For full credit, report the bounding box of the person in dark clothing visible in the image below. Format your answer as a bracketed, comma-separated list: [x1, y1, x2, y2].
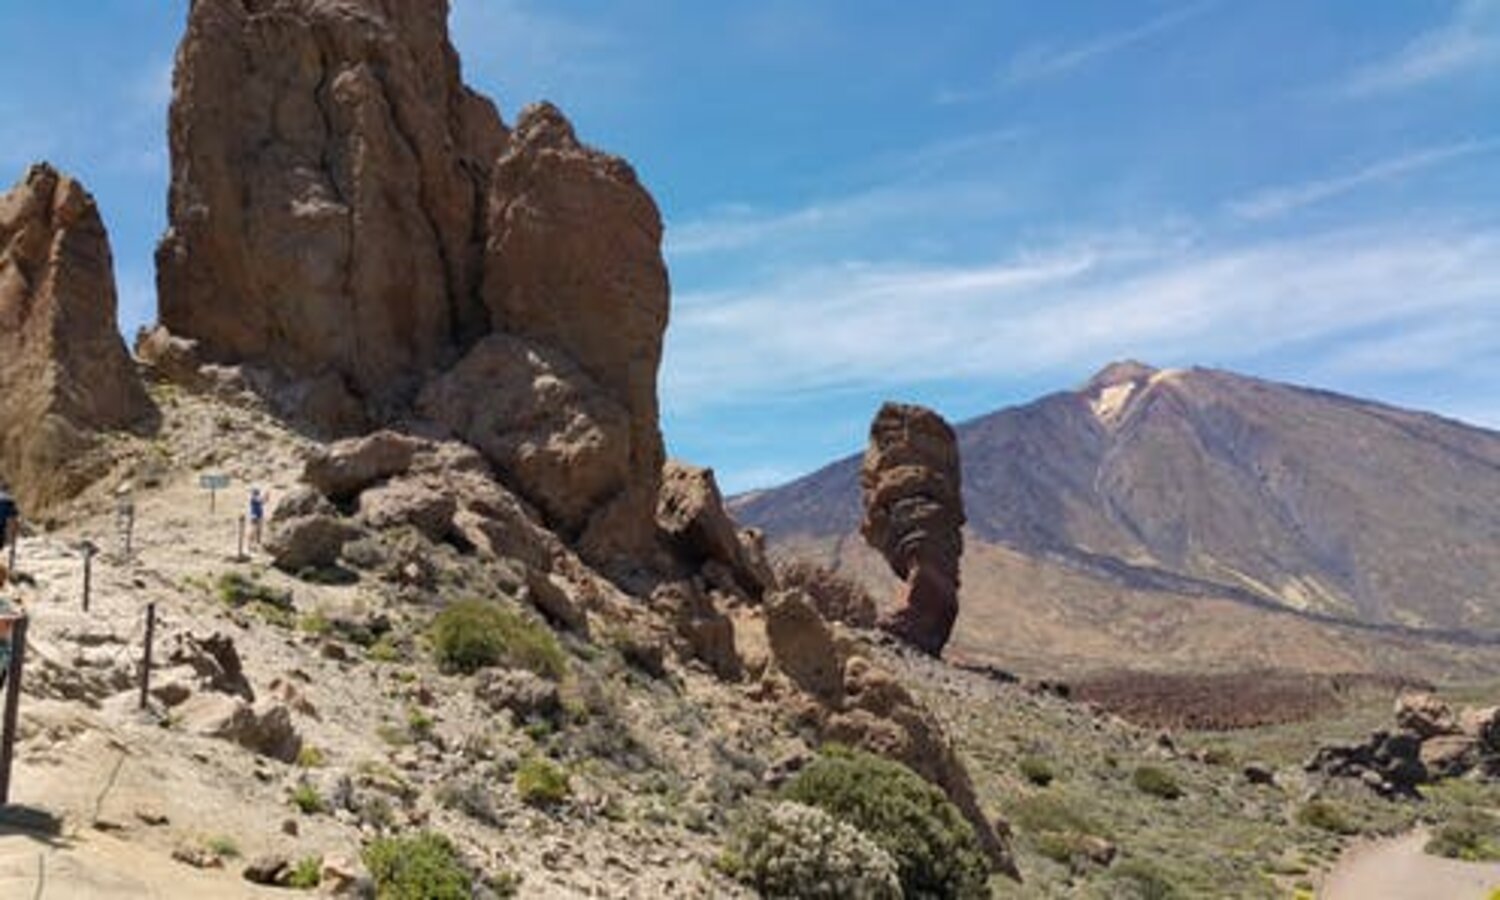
[0, 488, 16, 552]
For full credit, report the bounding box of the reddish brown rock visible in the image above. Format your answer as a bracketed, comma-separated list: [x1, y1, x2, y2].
[481, 102, 669, 565]
[418, 333, 632, 541]
[0, 163, 155, 509]
[760, 588, 1018, 877]
[157, 0, 505, 414]
[157, 4, 669, 568]
[657, 460, 772, 598]
[859, 402, 964, 655]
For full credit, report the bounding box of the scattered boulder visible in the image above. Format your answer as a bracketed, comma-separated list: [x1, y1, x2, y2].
[0, 163, 155, 509]
[166, 631, 253, 701]
[304, 431, 427, 501]
[267, 493, 362, 573]
[242, 855, 292, 887]
[760, 588, 1017, 878]
[418, 333, 632, 542]
[474, 669, 561, 721]
[179, 694, 303, 763]
[657, 460, 771, 598]
[858, 402, 965, 655]
[134, 324, 209, 390]
[1394, 691, 1459, 739]
[358, 478, 456, 541]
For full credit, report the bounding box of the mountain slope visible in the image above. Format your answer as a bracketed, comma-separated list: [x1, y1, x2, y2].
[734, 363, 1500, 675]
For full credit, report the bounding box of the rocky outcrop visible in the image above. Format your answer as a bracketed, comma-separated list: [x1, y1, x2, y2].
[658, 460, 773, 599]
[1307, 692, 1500, 794]
[479, 103, 669, 563]
[157, 3, 668, 567]
[859, 403, 964, 655]
[417, 333, 632, 543]
[156, 0, 505, 411]
[761, 589, 1018, 878]
[0, 164, 154, 509]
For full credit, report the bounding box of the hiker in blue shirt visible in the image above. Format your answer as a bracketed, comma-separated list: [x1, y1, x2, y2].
[249, 488, 268, 547]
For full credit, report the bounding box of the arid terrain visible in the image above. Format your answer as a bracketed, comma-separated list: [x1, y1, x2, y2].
[0, 2, 1497, 900]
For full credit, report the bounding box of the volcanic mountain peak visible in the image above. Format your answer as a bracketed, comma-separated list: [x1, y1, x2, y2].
[1080, 359, 1186, 427]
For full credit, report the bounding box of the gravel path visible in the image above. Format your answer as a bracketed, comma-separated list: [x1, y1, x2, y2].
[1322, 829, 1500, 900]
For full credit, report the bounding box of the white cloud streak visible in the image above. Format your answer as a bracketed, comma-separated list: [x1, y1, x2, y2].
[1227, 138, 1500, 220]
[661, 223, 1500, 414]
[1004, 1, 1216, 86]
[1342, 0, 1500, 95]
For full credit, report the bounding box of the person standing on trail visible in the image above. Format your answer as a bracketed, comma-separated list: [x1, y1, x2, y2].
[249, 487, 269, 548]
[0, 487, 16, 553]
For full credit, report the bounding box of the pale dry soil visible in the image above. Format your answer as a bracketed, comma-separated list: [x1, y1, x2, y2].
[1320, 829, 1500, 900]
[0, 385, 766, 898]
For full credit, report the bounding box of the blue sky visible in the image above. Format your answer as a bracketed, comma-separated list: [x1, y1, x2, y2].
[1, 1, 1497, 492]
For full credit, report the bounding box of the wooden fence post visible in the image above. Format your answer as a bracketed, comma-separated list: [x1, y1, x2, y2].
[0, 615, 29, 805]
[139, 603, 156, 710]
[82, 543, 95, 612]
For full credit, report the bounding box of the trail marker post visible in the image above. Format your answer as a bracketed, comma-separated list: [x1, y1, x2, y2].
[139, 603, 156, 710]
[199, 473, 231, 515]
[237, 515, 247, 561]
[116, 494, 135, 560]
[0, 614, 27, 805]
[81, 540, 97, 612]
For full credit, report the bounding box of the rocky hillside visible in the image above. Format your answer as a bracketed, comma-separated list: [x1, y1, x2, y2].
[734, 362, 1500, 677]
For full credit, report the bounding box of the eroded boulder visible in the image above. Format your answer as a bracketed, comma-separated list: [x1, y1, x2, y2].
[859, 403, 964, 655]
[658, 460, 772, 599]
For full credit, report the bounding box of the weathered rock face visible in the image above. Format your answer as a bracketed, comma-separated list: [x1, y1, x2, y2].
[0, 163, 154, 509]
[158, 3, 668, 566]
[157, 0, 506, 410]
[858, 403, 964, 655]
[482, 102, 669, 563]
[658, 460, 772, 599]
[761, 589, 1018, 877]
[418, 333, 632, 542]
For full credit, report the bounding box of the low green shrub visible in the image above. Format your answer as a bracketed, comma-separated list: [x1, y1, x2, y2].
[1132, 765, 1183, 800]
[1019, 755, 1056, 786]
[515, 756, 571, 808]
[781, 745, 990, 899]
[1010, 793, 1105, 838]
[1296, 800, 1359, 835]
[430, 599, 566, 678]
[1106, 858, 1182, 899]
[290, 783, 324, 815]
[723, 801, 901, 898]
[288, 856, 321, 889]
[1426, 811, 1500, 861]
[216, 572, 291, 610]
[363, 832, 471, 900]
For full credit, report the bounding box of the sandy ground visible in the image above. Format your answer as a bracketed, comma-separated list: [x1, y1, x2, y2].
[1322, 829, 1500, 900]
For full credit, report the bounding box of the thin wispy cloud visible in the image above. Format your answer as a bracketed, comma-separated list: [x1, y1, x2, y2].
[668, 129, 1028, 258]
[1228, 138, 1500, 221]
[662, 222, 1500, 414]
[1005, 1, 1216, 86]
[1342, 0, 1500, 96]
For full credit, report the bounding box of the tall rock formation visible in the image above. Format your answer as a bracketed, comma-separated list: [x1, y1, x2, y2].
[156, 0, 668, 564]
[0, 164, 154, 509]
[859, 403, 965, 655]
[156, 0, 506, 413]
